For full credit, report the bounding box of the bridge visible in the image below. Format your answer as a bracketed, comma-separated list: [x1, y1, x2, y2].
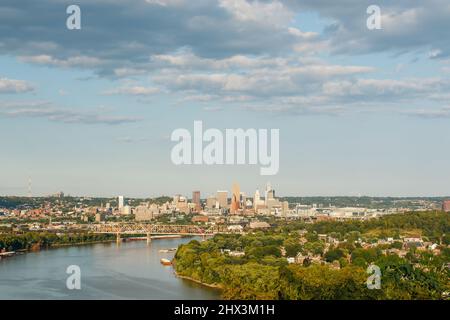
[88, 223, 231, 243]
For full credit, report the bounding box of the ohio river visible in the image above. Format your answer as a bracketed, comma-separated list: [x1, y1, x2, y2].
[0, 237, 220, 299]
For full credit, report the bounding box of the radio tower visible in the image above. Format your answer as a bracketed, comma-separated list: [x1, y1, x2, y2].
[28, 177, 32, 198]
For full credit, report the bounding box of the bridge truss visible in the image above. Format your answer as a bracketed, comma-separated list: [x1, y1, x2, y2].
[89, 223, 230, 236]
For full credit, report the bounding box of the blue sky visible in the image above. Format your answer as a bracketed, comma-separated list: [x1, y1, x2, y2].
[1, 0, 450, 198]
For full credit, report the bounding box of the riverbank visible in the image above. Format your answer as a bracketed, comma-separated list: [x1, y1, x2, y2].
[49, 239, 116, 248]
[0, 239, 117, 260]
[174, 272, 223, 290]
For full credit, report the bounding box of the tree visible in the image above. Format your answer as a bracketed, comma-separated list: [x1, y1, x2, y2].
[324, 248, 345, 263]
[283, 238, 302, 257]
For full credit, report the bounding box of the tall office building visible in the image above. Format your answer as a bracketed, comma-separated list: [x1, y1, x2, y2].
[265, 182, 275, 205]
[216, 190, 228, 209]
[253, 189, 265, 209]
[118, 196, 124, 209]
[192, 191, 201, 211]
[135, 204, 158, 221]
[282, 201, 289, 217]
[175, 195, 188, 212]
[231, 183, 240, 213]
[240, 192, 247, 208]
[254, 189, 260, 207]
[206, 196, 217, 209]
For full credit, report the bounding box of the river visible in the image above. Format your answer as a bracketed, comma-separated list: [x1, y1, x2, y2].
[0, 237, 221, 300]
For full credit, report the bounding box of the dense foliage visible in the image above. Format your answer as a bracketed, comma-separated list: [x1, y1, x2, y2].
[174, 212, 450, 299]
[0, 232, 115, 251]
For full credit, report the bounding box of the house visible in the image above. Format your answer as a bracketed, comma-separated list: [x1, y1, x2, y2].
[228, 251, 245, 257]
[327, 236, 340, 245]
[403, 237, 423, 249]
[286, 257, 295, 264]
[227, 225, 243, 233]
[248, 221, 271, 229]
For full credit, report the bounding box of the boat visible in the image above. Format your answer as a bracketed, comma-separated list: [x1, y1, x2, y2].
[160, 258, 172, 266]
[0, 251, 15, 257]
[159, 248, 177, 253]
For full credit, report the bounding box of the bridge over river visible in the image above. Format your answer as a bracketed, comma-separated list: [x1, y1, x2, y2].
[88, 223, 233, 243]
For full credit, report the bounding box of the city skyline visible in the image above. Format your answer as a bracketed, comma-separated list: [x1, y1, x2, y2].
[3, 182, 450, 200]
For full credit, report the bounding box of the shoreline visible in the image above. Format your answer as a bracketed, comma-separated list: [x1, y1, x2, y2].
[1, 234, 194, 257]
[174, 271, 223, 290]
[49, 239, 116, 248]
[0, 239, 116, 259]
[0, 236, 194, 261]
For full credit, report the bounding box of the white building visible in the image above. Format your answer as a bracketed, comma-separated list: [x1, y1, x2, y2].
[253, 189, 265, 209]
[122, 205, 132, 215]
[118, 196, 124, 209]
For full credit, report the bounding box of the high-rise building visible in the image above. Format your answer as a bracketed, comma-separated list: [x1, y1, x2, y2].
[265, 182, 275, 205]
[282, 201, 289, 217]
[175, 195, 188, 213]
[254, 189, 260, 207]
[122, 205, 131, 215]
[253, 189, 265, 209]
[443, 200, 450, 212]
[118, 196, 124, 209]
[231, 183, 240, 213]
[240, 192, 247, 208]
[206, 196, 217, 209]
[216, 190, 228, 209]
[135, 204, 157, 221]
[192, 191, 201, 211]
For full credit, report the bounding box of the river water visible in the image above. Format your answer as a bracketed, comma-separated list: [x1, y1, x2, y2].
[0, 237, 220, 300]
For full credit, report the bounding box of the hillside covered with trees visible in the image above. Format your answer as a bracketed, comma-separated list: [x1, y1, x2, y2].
[174, 212, 450, 299]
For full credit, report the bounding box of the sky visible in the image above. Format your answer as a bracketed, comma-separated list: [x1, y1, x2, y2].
[1, 0, 450, 198]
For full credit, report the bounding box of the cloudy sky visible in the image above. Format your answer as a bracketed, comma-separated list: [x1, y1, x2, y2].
[1, 0, 450, 197]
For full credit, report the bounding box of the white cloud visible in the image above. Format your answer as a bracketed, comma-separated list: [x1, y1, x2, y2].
[322, 78, 446, 99]
[145, 0, 184, 7]
[18, 55, 103, 68]
[102, 86, 161, 96]
[404, 107, 450, 119]
[151, 50, 287, 70]
[288, 27, 318, 40]
[0, 100, 141, 125]
[152, 53, 374, 97]
[219, 0, 293, 27]
[0, 77, 34, 94]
